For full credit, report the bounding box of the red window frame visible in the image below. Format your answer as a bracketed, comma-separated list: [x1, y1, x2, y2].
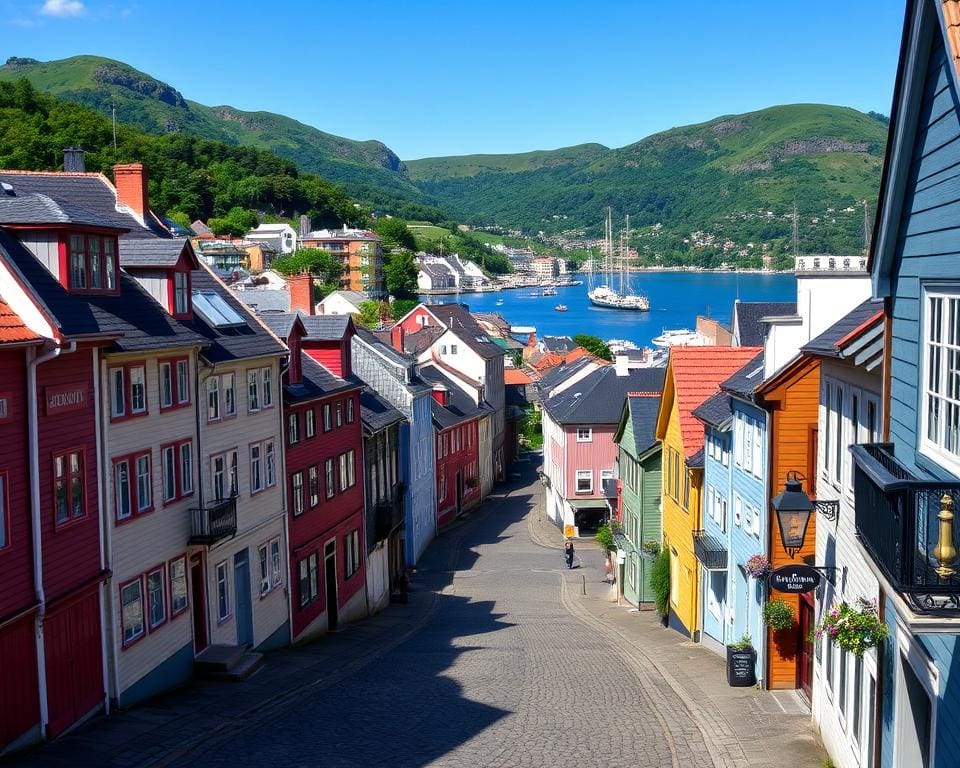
[108, 361, 149, 422]
[159, 356, 190, 411]
[53, 448, 86, 529]
[168, 554, 189, 618]
[168, 269, 192, 319]
[160, 438, 194, 505]
[113, 450, 153, 524]
[64, 232, 120, 295]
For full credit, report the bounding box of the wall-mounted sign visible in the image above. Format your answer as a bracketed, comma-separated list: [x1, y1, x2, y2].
[769, 564, 821, 594]
[45, 384, 88, 416]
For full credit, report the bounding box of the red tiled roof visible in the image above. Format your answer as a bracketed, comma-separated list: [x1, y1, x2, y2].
[670, 346, 762, 458]
[532, 352, 564, 371]
[0, 298, 41, 344]
[944, 1, 960, 76]
[504, 368, 533, 385]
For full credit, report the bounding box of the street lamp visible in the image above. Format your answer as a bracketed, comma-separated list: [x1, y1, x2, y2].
[771, 472, 814, 557]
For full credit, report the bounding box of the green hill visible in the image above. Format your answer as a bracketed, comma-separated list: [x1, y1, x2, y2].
[0, 55, 436, 218]
[407, 104, 888, 252]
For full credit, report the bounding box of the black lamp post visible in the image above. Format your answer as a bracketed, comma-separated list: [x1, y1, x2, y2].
[771, 472, 814, 557]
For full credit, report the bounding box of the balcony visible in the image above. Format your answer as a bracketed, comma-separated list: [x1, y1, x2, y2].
[189, 498, 237, 546]
[373, 482, 405, 542]
[851, 443, 960, 613]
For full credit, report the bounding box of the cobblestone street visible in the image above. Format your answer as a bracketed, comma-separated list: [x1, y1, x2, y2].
[13, 467, 826, 768]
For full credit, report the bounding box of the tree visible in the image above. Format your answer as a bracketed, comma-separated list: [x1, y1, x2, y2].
[390, 298, 417, 321]
[384, 250, 418, 299]
[355, 300, 385, 328]
[374, 217, 416, 251]
[573, 334, 613, 362]
[206, 206, 258, 237]
[272, 248, 343, 286]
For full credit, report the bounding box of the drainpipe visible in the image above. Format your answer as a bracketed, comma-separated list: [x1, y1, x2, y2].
[28, 339, 77, 737]
[276, 358, 293, 643]
[759, 406, 773, 690]
[92, 347, 115, 715]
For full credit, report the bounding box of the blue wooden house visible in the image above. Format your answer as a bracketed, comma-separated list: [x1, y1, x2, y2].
[854, 1, 960, 765]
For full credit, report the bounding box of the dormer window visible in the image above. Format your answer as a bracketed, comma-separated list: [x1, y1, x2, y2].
[173, 272, 190, 315]
[68, 234, 118, 292]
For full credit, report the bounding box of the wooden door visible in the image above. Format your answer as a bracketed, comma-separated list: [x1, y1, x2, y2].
[798, 594, 814, 699]
[0, 616, 39, 748]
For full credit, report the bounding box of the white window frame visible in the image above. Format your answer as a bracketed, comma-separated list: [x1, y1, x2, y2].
[146, 566, 167, 630]
[136, 453, 151, 512]
[223, 372, 236, 417]
[110, 367, 125, 418]
[176, 360, 189, 405]
[575, 469, 592, 494]
[261, 367, 273, 408]
[576, 427, 592, 443]
[248, 370, 260, 412]
[159, 361, 174, 409]
[130, 365, 146, 414]
[162, 445, 177, 502]
[292, 470, 304, 515]
[305, 408, 316, 438]
[115, 459, 131, 521]
[250, 444, 264, 493]
[258, 543, 271, 596]
[169, 556, 188, 615]
[270, 538, 282, 588]
[216, 560, 231, 622]
[920, 284, 960, 475]
[207, 376, 221, 422]
[121, 577, 145, 646]
[265, 441, 276, 487]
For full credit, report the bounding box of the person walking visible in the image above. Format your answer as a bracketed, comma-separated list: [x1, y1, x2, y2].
[565, 541, 575, 569]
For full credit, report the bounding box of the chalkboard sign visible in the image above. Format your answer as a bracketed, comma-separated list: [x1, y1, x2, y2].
[726, 647, 757, 687]
[769, 564, 821, 594]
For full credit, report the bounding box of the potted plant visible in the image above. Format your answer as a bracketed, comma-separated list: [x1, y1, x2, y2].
[763, 598, 795, 631]
[641, 540, 661, 557]
[815, 598, 889, 657]
[745, 554, 772, 579]
[726, 633, 757, 687]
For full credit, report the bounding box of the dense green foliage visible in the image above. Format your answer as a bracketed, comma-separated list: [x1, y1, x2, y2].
[519, 406, 543, 450]
[594, 523, 616, 552]
[0, 79, 363, 230]
[0, 55, 440, 220]
[573, 334, 612, 361]
[271, 249, 343, 300]
[650, 549, 671, 617]
[384, 250, 419, 299]
[411, 224, 512, 274]
[374, 217, 417, 251]
[762, 598, 795, 631]
[354, 300, 385, 328]
[390, 298, 417, 321]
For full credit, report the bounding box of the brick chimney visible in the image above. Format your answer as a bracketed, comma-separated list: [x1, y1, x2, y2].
[432, 384, 448, 406]
[288, 272, 315, 315]
[390, 324, 405, 353]
[113, 163, 150, 224]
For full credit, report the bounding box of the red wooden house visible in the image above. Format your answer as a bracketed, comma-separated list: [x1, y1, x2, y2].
[418, 364, 485, 527]
[258, 305, 367, 640]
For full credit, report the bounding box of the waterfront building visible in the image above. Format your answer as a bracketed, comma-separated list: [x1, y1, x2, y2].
[655, 346, 760, 637]
[351, 328, 437, 565]
[317, 289, 368, 316]
[613, 392, 663, 605]
[541, 358, 664, 536]
[299, 228, 383, 297]
[245, 223, 297, 256]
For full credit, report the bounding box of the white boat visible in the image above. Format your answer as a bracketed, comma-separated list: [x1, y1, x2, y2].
[587, 209, 649, 311]
[607, 339, 640, 354]
[496, 299, 504, 306]
[651, 328, 710, 348]
[542, 287, 558, 296]
[554, 304, 568, 312]
[588, 285, 650, 311]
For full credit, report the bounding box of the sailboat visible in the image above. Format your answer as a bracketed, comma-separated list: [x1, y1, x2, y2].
[587, 209, 649, 311]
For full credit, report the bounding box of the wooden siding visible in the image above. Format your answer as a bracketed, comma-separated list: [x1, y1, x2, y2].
[701, 426, 731, 645]
[0, 615, 38, 748]
[0, 348, 32, 618]
[19, 231, 60, 279]
[761, 358, 821, 689]
[436, 419, 481, 525]
[564, 425, 617, 500]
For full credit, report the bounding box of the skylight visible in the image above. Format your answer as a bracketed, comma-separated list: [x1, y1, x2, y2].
[192, 290, 246, 328]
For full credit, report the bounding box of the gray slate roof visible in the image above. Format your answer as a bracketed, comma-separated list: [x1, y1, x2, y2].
[535, 356, 598, 398]
[418, 363, 491, 429]
[360, 389, 404, 433]
[301, 314, 351, 341]
[285, 353, 357, 404]
[627, 394, 661, 455]
[733, 301, 797, 346]
[542, 335, 576, 354]
[231, 288, 291, 314]
[120, 238, 190, 267]
[543, 366, 666, 426]
[424, 303, 504, 359]
[179, 265, 286, 364]
[0, 227, 205, 352]
[692, 390, 733, 429]
[802, 299, 884, 358]
[0, 193, 129, 230]
[354, 327, 415, 367]
[0, 171, 170, 239]
[687, 447, 705, 469]
[720, 351, 766, 398]
[321, 290, 367, 309]
[404, 325, 444, 355]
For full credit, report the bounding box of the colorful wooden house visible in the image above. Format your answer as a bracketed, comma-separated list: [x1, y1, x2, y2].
[613, 392, 663, 606]
[656, 346, 760, 638]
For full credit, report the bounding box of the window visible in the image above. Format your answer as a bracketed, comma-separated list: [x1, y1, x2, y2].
[345, 529, 361, 578]
[439, 472, 446, 501]
[451, 344, 458, 354]
[576, 428, 592, 442]
[292, 471, 304, 515]
[109, 364, 147, 419]
[839, 647, 848, 722]
[339, 452, 349, 492]
[335, 402, 343, 428]
[212, 454, 226, 500]
[325, 458, 335, 498]
[323, 403, 332, 431]
[207, 377, 221, 421]
[115, 452, 152, 521]
[192, 290, 246, 328]
[265, 441, 276, 487]
[670, 547, 679, 607]
[299, 553, 319, 606]
[216, 561, 230, 622]
[0, 473, 7, 549]
[223, 373, 236, 416]
[67, 234, 118, 292]
[922, 287, 960, 470]
[258, 544, 271, 596]
[161, 440, 193, 503]
[852, 654, 864, 745]
[173, 271, 190, 315]
[180, 442, 193, 495]
[576, 470, 592, 493]
[163, 446, 176, 502]
[54, 450, 84, 524]
[115, 459, 131, 520]
[159, 357, 190, 410]
[309, 466, 319, 507]
[262, 367, 273, 408]
[824, 618, 835, 695]
[169, 556, 188, 616]
[146, 566, 167, 630]
[229, 450, 239, 497]
[288, 413, 300, 445]
[346, 398, 355, 423]
[248, 370, 260, 412]
[734, 496, 742, 527]
[305, 408, 316, 438]
[251, 444, 263, 493]
[121, 578, 145, 646]
[270, 538, 282, 588]
[834, 384, 844, 481]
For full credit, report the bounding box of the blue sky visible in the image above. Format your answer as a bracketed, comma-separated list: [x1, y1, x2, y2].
[2, 0, 906, 160]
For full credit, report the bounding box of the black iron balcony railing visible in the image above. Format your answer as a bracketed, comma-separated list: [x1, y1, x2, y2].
[851, 443, 960, 613]
[373, 482, 405, 542]
[189, 498, 238, 546]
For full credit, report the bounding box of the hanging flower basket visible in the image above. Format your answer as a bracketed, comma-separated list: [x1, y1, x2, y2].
[815, 598, 889, 657]
[745, 554, 771, 579]
[641, 540, 661, 557]
[763, 598, 794, 631]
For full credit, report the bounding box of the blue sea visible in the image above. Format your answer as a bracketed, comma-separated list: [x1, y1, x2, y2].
[421, 271, 797, 349]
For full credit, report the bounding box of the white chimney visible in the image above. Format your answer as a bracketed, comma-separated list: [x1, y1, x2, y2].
[614, 354, 629, 377]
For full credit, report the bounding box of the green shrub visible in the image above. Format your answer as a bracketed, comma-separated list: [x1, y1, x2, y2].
[763, 598, 795, 631]
[650, 548, 670, 617]
[594, 523, 615, 551]
[730, 633, 753, 651]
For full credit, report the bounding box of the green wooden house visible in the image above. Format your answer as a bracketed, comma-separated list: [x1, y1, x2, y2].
[613, 393, 662, 606]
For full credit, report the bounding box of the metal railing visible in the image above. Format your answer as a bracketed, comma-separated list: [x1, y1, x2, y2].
[189, 498, 237, 546]
[851, 443, 960, 613]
